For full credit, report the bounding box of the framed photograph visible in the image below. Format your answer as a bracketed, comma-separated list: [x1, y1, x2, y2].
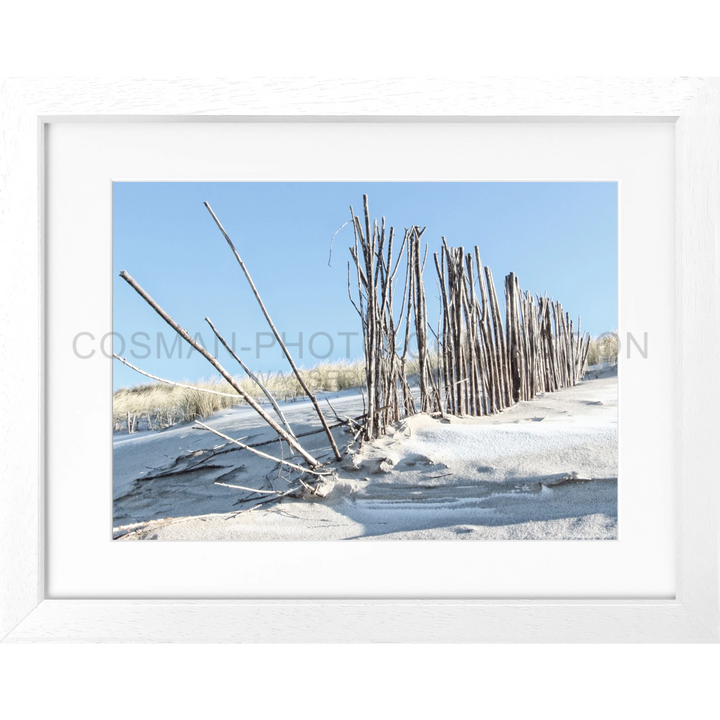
[1, 78, 718, 642]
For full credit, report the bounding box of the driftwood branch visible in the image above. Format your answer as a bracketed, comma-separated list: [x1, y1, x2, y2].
[213, 481, 288, 495]
[193, 421, 330, 478]
[244, 417, 362, 449]
[113, 354, 240, 398]
[224, 486, 302, 519]
[205, 316, 296, 439]
[203, 202, 342, 462]
[328, 220, 350, 267]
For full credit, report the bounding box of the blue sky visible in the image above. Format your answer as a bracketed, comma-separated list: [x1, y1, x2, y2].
[113, 182, 617, 391]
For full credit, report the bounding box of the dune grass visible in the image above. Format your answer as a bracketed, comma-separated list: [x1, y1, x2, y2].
[113, 359, 367, 432]
[586, 332, 619, 367]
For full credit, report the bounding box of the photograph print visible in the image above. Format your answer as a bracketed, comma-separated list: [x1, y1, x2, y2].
[112, 181, 618, 541]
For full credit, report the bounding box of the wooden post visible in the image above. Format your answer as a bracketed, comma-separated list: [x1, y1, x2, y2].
[485, 266, 511, 409]
[475, 249, 500, 414]
[434, 252, 451, 415]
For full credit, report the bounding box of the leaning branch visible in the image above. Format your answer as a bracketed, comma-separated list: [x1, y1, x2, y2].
[118, 270, 319, 468]
[205, 316, 296, 439]
[113, 354, 240, 398]
[204, 202, 342, 462]
[193, 421, 330, 478]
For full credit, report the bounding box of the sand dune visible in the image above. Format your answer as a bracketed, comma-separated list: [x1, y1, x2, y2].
[113, 369, 617, 541]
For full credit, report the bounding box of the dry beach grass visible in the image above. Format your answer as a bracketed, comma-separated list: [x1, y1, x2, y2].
[113, 358, 366, 431]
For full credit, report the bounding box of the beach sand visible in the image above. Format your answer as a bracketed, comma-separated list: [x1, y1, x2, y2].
[113, 368, 617, 541]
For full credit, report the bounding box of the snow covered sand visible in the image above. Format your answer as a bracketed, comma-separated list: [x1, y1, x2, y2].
[114, 369, 617, 541]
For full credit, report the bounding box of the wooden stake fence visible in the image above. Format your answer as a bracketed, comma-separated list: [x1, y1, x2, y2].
[348, 197, 443, 440]
[347, 198, 591, 439]
[435, 257, 590, 415]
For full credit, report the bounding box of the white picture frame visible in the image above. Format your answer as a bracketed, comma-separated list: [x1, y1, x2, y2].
[1, 77, 717, 643]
